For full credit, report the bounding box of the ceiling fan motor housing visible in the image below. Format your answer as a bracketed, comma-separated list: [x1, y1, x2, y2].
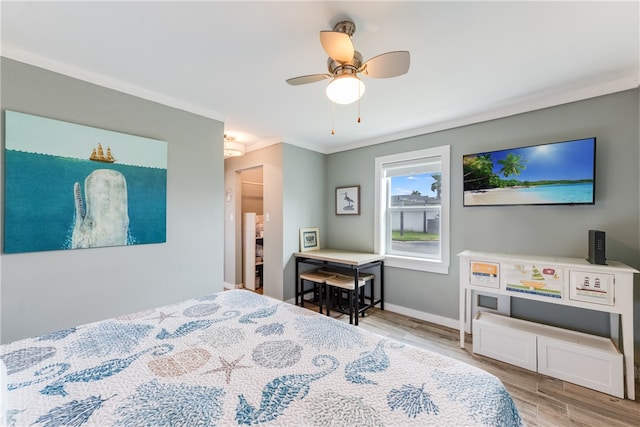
[327, 51, 363, 75]
[286, 16, 409, 88]
[332, 20, 356, 36]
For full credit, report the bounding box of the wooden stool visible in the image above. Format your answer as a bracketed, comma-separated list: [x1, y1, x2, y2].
[324, 273, 375, 325]
[298, 270, 337, 313]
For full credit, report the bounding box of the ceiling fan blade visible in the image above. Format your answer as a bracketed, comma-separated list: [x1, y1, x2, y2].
[359, 51, 410, 78]
[320, 30, 354, 63]
[286, 74, 332, 86]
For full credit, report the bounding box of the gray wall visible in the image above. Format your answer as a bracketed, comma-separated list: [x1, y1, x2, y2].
[325, 89, 640, 355]
[224, 143, 325, 302]
[224, 144, 284, 300]
[0, 58, 225, 343]
[282, 144, 327, 302]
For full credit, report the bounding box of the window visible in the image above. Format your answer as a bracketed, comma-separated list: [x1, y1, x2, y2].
[374, 146, 450, 274]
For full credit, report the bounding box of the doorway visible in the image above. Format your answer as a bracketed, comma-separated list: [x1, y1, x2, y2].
[239, 167, 263, 293]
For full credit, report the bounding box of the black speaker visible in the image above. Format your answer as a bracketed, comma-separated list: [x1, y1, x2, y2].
[588, 230, 606, 265]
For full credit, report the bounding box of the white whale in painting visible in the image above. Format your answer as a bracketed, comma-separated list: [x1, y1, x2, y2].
[72, 169, 129, 249]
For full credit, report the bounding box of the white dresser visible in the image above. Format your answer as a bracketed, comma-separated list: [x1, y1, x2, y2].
[458, 250, 638, 399]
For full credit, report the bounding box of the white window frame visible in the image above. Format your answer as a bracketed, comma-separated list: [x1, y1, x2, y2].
[374, 145, 450, 274]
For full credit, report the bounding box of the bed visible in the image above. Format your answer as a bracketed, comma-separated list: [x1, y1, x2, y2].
[1, 289, 523, 426]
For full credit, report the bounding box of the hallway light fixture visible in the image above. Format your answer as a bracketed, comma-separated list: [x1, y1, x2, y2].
[224, 134, 245, 157]
[325, 74, 365, 105]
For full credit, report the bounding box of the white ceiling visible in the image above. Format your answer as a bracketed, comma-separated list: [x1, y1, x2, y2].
[2, 1, 638, 154]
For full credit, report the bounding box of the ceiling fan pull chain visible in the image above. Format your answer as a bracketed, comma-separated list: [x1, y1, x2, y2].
[357, 91, 361, 123]
[331, 100, 336, 135]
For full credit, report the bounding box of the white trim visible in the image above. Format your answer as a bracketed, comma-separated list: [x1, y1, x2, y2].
[224, 282, 244, 291]
[1, 47, 225, 121]
[375, 146, 450, 274]
[4, 47, 636, 156]
[383, 303, 459, 330]
[322, 77, 639, 154]
[282, 297, 459, 330]
[384, 255, 449, 274]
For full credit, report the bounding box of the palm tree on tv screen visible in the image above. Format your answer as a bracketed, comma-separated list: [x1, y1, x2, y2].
[497, 153, 527, 178]
[463, 154, 494, 190]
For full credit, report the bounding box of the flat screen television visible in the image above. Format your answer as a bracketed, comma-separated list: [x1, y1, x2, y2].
[463, 137, 596, 207]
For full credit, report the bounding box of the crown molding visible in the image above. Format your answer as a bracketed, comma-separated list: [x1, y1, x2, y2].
[1, 46, 225, 122]
[322, 75, 639, 155]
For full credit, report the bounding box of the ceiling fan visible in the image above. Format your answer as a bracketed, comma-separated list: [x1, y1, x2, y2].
[286, 19, 410, 105]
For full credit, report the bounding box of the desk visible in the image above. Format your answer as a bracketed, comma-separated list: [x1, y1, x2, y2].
[294, 249, 385, 325]
[458, 250, 638, 399]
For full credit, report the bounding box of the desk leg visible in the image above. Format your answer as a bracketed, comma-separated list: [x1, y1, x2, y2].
[380, 261, 384, 310]
[295, 258, 300, 306]
[354, 269, 360, 326]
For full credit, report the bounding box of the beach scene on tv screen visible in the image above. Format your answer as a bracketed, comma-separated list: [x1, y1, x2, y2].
[463, 138, 595, 206]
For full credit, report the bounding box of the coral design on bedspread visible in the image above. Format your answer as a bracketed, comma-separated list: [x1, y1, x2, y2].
[114, 380, 225, 426]
[295, 315, 366, 350]
[32, 395, 114, 427]
[387, 383, 439, 418]
[436, 369, 522, 426]
[1, 289, 523, 426]
[304, 391, 384, 426]
[65, 321, 153, 358]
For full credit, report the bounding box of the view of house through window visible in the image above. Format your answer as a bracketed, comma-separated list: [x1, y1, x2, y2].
[375, 145, 450, 274]
[388, 172, 441, 259]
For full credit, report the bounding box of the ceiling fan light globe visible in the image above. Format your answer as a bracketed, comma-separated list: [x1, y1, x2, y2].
[326, 75, 365, 105]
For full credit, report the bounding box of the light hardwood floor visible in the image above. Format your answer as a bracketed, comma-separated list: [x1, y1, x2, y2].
[309, 304, 640, 427]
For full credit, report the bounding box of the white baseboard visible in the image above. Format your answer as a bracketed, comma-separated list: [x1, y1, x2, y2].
[224, 282, 244, 291]
[283, 294, 459, 331]
[382, 302, 459, 330]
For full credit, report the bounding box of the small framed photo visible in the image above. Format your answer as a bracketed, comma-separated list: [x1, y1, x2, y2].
[336, 185, 360, 215]
[299, 227, 320, 252]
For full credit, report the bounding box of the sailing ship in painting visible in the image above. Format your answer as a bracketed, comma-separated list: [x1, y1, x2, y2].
[575, 276, 607, 296]
[89, 143, 116, 163]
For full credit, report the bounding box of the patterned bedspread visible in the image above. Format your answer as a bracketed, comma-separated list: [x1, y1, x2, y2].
[1, 289, 523, 426]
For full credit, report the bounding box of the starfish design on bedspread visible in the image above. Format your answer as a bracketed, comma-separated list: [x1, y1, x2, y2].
[148, 311, 177, 324]
[203, 355, 251, 384]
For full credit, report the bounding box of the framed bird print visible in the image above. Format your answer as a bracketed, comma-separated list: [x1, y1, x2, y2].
[336, 185, 360, 215]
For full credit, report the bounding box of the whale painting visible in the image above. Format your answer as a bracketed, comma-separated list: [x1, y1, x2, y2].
[72, 169, 130, 249]
[4, 110, 167, 253]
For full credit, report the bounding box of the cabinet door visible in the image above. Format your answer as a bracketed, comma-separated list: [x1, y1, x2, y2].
[469, 261, 500, 288]
[501, 262, 565, 299]
[569, 270, 614, 305]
